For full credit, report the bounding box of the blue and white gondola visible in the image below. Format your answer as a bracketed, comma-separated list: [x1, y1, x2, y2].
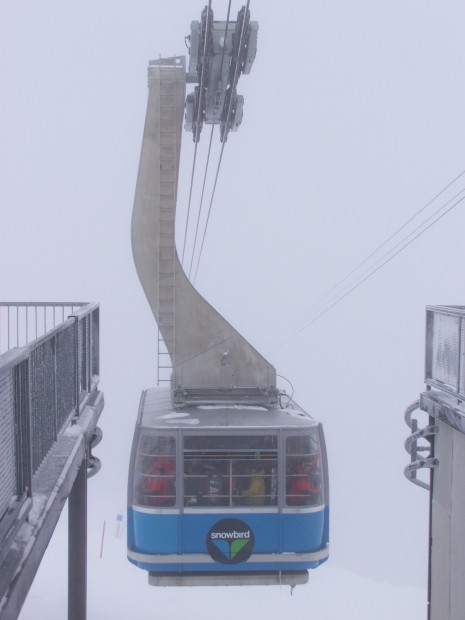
[127, 387, 329, 586]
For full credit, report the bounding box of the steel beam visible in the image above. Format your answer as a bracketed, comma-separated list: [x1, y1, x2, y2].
[68, 458, 87, 620]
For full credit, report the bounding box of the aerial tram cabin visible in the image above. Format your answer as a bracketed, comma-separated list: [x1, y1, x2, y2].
[127, 387, 329, 586]
[129, 6, 329, 588]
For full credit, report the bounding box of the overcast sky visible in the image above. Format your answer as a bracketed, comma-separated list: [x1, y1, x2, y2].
[1, 1, 465, 617]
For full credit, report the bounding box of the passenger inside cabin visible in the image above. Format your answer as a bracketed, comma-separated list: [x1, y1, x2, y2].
[242, 464, 266, 506]
[203, 464, 223, 505]
[184, 460, 204, 505]
[143, 456, 176, 506]
[185, 461, 227, 506]
[287, 462, 321, 506]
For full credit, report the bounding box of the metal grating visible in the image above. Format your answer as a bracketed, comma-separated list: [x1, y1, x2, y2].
[0, 301, 100, 565]
[0, 369, 16, 520]
[431, 313, 460, 389]
[91, 307, 100, 379]
[78, 317, 85, 394]
[425, 306, 465, 398]
[30, 339, 57, 473]
[56, 326, 77, 429]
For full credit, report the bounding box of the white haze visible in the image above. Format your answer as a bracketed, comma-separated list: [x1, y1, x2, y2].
[1, 0, 464, 617]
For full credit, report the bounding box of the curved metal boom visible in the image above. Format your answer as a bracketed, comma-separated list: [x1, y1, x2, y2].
[131, 57, 277, 406]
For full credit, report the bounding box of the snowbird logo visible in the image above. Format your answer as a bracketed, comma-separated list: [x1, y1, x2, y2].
[206, 518, 255, 564]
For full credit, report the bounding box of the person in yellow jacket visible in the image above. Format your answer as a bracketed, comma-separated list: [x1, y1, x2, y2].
[242, 466, 266, 506]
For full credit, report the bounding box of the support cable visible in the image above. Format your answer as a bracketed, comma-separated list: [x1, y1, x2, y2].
[188, 125, 215, 278]
[192, 0, 249, 280]
[306, 184, 465, 321]
[181, 142, 198, 265]
[297, 169, 465, 320]
[193, 141, 226, 284]
[185, 0, 253, 281]
[181, 1, 213, 266]
[187, 0, 232, 277]
[181, 142, 199, 266]
[278, 192, 465, 346]
[190, 0, 253, 279]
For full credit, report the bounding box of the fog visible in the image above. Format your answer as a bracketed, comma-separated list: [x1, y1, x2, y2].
[1, 0, 464, 617]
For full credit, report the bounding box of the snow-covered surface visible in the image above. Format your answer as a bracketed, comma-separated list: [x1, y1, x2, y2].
[22, 494, 48, 529]
[163, 417, 200, 425]
[63, 423, 84, 438]
[198, 405, 269, 411]
[140, 388, 317, 429]
[159, 412, 200, 424]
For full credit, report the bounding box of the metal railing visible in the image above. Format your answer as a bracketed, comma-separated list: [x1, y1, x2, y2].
[0, 302, 87, 354]
[0, 302, 100, 547]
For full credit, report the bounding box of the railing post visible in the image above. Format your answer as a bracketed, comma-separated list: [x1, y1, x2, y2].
[73, 316, 80, 421]
[86, 315, 91, 392]
[15, 358, 32, 499]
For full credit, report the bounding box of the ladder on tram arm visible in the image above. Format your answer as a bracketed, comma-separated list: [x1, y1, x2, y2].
[157, 328, 172, 386]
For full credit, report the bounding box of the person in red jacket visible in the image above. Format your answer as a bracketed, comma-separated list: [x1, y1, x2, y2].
[144, 456, 175, 506]
[287, 464, 321, 506]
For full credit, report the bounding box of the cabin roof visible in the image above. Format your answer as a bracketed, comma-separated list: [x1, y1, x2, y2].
[137, 387, 318, 431]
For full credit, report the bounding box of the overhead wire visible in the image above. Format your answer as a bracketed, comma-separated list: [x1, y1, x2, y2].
[305, 192, 464, 327]
[305, 182, 465, 324]
[187, 0, 233, 279]
[297, 169, 465, 321]
[182, 0, 233, 276]
[193, 141, 226, 283]
[181, 142, 200, 265]
[192, 0, 252, 282]
[188, 125, 215, 278]
[277, 182, 465, 347]
[281, 189, 465, 344]
[180, 0, 213, 267]
[321, 185, 465, 305]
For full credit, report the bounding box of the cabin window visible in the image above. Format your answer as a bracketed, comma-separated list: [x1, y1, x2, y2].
[183, 435, 278, 507]
[285, 433, 322, 506]
[134, 434, 176, 507]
